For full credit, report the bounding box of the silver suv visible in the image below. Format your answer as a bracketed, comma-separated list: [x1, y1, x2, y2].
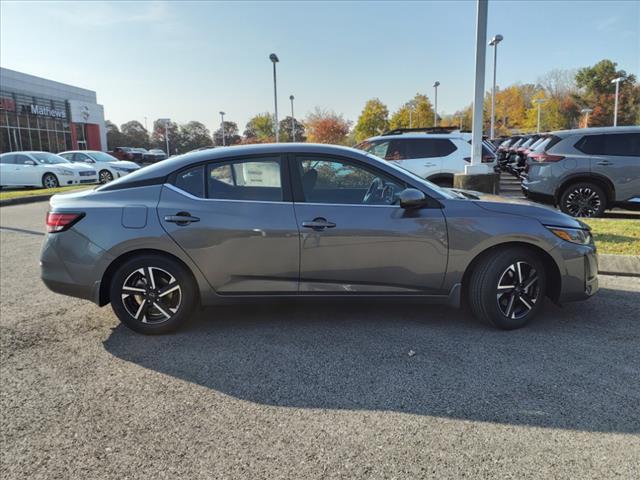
[522, 127, 640, 217]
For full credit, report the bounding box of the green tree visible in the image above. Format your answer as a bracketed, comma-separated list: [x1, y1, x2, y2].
[354, 98, 389, 141]
[278, 116, 306, 142]
[151, 119, 179, 154]
[244, 113, 275, 143]
[575, 59, 639, 126]
[177, 121, 212, 152]
[389, 93, 435, 130]
[120, 120, 149, 148]
[213, 121, 241, 146]
[105, 120, 127, 150]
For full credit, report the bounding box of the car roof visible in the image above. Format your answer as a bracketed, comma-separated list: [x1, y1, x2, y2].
[365, 133, 468, 141]
[551, 126, 640, 137]
[59, 150, 104, 154]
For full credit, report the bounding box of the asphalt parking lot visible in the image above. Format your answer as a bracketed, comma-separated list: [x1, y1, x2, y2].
[1, 201, 639, 479]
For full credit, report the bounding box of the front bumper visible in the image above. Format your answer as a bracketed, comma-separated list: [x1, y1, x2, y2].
[553, 242, 599, 303]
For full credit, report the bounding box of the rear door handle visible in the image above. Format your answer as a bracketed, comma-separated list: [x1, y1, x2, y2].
[596, 161, 612, 166]
[164, 213, 200, 225]
[302, 218, 336, 231]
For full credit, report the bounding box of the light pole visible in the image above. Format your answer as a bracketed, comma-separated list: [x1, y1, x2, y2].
[289, 95, 295, 142]
[611, 77, 623, 126]
[433, 81, 440, 126]
[159, 118, 171, 156]
[409, 106, 413, 128]
[269, 53, 280, 142]
[488, 34, 503, 139]
[534, 98, 545, 133]
[219, 111, 226, 146]
[581, 108, 593, 128]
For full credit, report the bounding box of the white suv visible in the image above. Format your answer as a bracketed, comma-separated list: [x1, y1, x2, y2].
[355, 129, 496, 187]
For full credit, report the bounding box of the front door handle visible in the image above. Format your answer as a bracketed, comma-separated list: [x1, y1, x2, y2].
[164, 212, 200, 225]
[302, 218, 336, 231]
[596, 161, 612, 166]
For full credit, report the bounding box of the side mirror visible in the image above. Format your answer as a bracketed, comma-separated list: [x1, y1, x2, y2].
[24, 159, 36, 166]
[399, 188, 428, 209]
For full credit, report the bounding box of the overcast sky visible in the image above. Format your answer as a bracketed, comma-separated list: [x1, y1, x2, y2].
[1, 1, 638, 133]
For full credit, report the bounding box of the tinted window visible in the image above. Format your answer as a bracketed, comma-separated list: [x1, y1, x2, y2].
[207, 157, 282, 201]
[0, 154, 15, 164]
[384, 138, 457, 160]
[356, 140, 391, 159]
[174, 165, 205, 198]
[296, 156, 405, 205]
[15, 154, 33, 165]
[59, 153, 74, 161]
[73, 152, 90, 161]
[575, 133, 640, 157]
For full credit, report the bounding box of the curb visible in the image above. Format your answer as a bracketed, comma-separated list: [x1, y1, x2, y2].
[599, 254, 640, 277]
[0, 194, 53, 207]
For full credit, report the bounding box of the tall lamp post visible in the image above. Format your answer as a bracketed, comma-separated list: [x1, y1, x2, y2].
[289, 95, 295, 142]
[432, 81, 440, 126]
[269, 53, 280, 142]
[488, 34, 503, 139]
[534, 98, 545, 133]
[219, 111, 226, 146]
[159, 118, 171, 156]
[581, 108, 593, 128]
[611, 77, 623, 126]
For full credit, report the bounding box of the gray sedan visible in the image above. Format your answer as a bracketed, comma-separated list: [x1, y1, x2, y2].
[40, 144, 598, 334]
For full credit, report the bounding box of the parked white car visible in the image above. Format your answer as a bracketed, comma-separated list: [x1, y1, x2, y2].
[59, 150, 140, 184]
[355, 130, 497, 187]
[0, 151, 98, 188]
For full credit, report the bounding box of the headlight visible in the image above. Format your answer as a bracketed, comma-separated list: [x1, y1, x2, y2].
[113, 166, 132, 172]
[546, 226, 593, 245]
[57, 169, 74, 176]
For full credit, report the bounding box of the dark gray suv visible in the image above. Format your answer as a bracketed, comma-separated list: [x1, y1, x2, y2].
[40, 144, 598, 334]
[522, 127, 640, 217]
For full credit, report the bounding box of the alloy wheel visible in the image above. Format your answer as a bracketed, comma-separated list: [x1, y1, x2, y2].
[43, 174, 58, 189]
[564, 187, 601, 217]
[100, 170, 113, 184]
[496, 261, 540, 320]
[121, 267, 182, 324]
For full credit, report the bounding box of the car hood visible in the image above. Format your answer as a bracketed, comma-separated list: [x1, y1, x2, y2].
[448, 188, 588, 229]
[109, 160, 139, 169]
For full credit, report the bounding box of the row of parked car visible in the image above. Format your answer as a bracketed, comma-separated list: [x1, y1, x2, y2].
[496, 126, 639, 217]
[109, 147, 167, 163]
[0, 150, 141, 188]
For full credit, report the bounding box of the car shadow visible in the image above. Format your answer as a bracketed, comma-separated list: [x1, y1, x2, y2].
[103, 289, 640, 434]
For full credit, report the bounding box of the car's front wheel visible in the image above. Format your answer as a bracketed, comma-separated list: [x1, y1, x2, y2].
[42, 173, 59, 189]
[109, 255, 197, 334]
[559, 182, 606, 218]
[99, 169, 114, 184]
[468, 247, 546, 329]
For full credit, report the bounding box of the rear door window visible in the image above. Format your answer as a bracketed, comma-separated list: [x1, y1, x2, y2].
[0, 154, 16, 164]
[174, 165, 205, 198]
[207, 157, 282, 202]
[575, 133, 640, 157]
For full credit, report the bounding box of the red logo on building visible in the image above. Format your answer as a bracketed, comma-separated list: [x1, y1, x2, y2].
[0, 97, 16, 112]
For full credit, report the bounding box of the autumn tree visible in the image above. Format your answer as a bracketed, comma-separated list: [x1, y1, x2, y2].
[305, 107, 351, 145]
[389, 93, 435, 130]
[354, 98, 389, 141]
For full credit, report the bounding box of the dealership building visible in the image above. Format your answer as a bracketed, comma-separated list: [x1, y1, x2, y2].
[0, 67, 107, 154]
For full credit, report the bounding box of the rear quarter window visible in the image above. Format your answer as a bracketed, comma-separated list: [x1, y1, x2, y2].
[575, 133, 640, 157]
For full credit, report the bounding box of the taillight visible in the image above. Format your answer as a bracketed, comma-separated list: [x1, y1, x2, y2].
[482, 154, 495, 163]
[46, 212, 84, 233]
[529, 153, 565, 163]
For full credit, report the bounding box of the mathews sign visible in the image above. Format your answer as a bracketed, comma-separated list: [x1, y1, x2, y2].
[23, 104, 67, 119]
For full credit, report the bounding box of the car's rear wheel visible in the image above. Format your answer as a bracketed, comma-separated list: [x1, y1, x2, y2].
[99, 169, 114, 184]
[109, 255, 197, 334]
[468, 247, 546, 330]
[559, 182, 606, 218]
[42, 173, 59, 189]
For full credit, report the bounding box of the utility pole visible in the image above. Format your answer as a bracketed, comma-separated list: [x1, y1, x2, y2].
[219, 111, 226, 146]
[269, 53, 280, 142]
[289, 95, 295, 142]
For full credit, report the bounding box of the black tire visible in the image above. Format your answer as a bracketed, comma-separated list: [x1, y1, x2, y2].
[109, 254, 197, 334]
[429, 177, 454, 188]
[99, 169, 114, 184]
[468, 247, 546, 330]
[559, 182, 607, 218]
[42, 173, 59, 189]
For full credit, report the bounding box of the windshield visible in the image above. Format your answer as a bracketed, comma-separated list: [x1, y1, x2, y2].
[89, 151, 119, 162]
[149, 149, 165, 154]
[31, 152, 70, 164]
